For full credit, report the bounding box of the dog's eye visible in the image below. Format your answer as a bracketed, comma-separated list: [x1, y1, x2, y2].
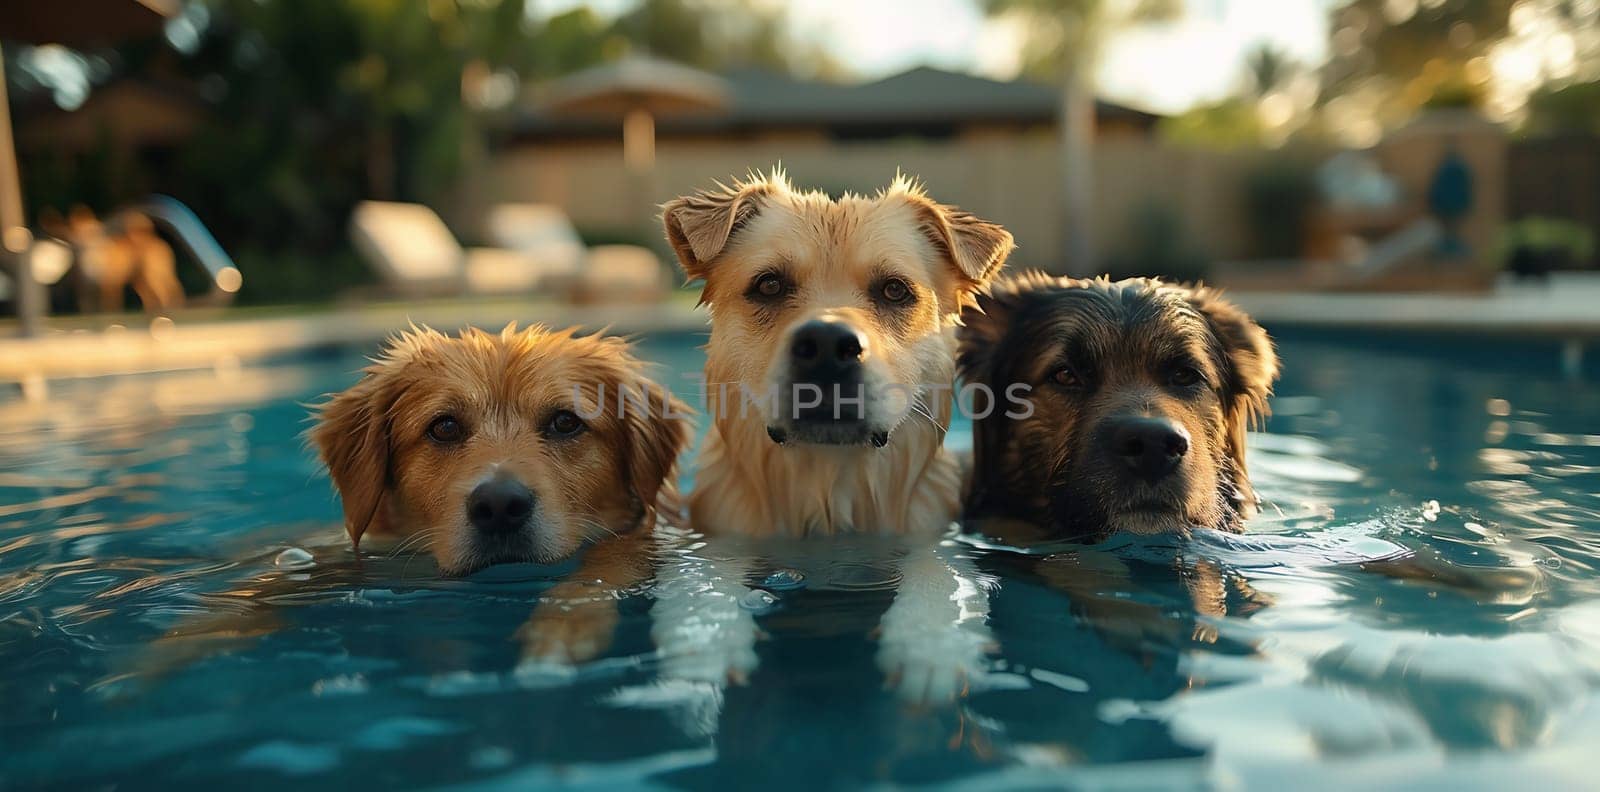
[427, 416, 465, 444]
[545, 409, 586, 438]
[1052, 367, 1083, 388]
[749, 273, 789, 301]
[878, 277, 912, 305]
[1169, 366, 1204, 388]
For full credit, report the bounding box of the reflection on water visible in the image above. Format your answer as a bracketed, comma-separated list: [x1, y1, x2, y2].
[0, 330, 1597, 788]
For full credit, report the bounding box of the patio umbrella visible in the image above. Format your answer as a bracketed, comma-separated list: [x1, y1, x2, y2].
[0, 0, 178, 46]
[542, 57, 728, 242]
[0, 0, 177, 337]
[542, 56, 728, 170]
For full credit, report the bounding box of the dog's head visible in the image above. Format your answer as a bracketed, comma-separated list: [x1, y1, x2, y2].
[663, 169, 1012, 448]
[311, 325, 692, 576]
[64, 205, 106, 242]
[958, 274, 1278, 539]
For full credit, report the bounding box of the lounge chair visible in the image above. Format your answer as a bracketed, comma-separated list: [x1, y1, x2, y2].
[484, 203, 586, 291]
[483, 202, 665, 303]
[349, 201, 544, 296]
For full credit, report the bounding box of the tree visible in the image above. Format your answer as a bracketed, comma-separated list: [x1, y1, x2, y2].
[1313, 0, 1600, 130]
[1525, 79, 1600, 134]
[608, 0, 838, 76]
[1162, 45, 1305, 149]
[982, 0, 1181, 276]
[527, 8, 614, 77]
[1246, 44, 1292, 99]
[11, 0, 840, 303]
[1160, 99, 1266, 149]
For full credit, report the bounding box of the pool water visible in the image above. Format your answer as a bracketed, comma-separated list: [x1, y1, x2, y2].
[2, 329, 1598, 789]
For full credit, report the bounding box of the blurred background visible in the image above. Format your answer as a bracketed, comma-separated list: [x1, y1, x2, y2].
[1, 0, 1597, 342]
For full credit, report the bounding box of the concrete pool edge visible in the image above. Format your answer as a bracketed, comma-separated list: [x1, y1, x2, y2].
[0, 298, 710, 387]
[3, 284, 1598, 386]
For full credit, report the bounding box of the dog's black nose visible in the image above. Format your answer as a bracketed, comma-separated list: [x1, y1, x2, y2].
[790, 318, 867, 368]
[1104, 417, 1190, 482]
[467, 478, 534, 534]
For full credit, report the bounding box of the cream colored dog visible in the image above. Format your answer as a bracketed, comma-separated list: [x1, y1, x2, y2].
[652, 170, 1010, 703]
[663, 170, 1012, 535]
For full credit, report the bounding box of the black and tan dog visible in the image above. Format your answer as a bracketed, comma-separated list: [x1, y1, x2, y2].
[954, 274, 1536, 652]
[958, 273, 1278, 540]
[954, 273, 1278, 649]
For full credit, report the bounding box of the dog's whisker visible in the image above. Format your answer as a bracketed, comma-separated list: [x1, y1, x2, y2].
[907, 399, 946, 433]
[394, 528, 444, 581]
[569, 515, 619, 542]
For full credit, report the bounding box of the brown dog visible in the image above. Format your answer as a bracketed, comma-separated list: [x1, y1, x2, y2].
[122, 212, 185, 313]
[958, 273, 1279, 540]
[129, 326, 694, 681]
[54, 206, 184, 315]
[662, 170, 1013, 536]
[312, 325, 690, 571]
[308, 324, 692, 662]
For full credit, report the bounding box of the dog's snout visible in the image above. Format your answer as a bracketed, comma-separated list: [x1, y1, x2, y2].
[1104, 417, 1190, 482]
[467, 478, 534, 534]
[790, 318, 867, 369]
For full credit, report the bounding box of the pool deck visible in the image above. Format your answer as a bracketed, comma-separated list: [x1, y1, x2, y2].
[1233, 278, 1600, 337]
[2, 277, 1597, 387]
[0, 297, 711, 389]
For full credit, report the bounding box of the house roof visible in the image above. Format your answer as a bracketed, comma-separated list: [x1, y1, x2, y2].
[511, 64, 1160, 140]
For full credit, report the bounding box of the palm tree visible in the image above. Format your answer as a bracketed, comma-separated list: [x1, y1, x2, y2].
[982, 0, 1180, 275]
[1246, 44, 1291, 99]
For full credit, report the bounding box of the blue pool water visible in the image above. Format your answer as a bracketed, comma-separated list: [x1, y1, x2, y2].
[2, 329, 1598, 789]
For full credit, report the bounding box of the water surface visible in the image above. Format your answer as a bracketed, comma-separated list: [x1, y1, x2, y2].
[1, 330, 1597, 789]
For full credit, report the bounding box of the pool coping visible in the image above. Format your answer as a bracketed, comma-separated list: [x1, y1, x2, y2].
[0, 298, 710, 387]
[1231, 289, 1600, 338]
[2, 286, 1597, 386]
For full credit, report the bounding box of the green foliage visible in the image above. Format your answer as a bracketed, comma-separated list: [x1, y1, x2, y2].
[1322, 0, 1512, 95]
[1422, 72, 1487, 109]
[1103, 201, 1210, 283]
[1246, 44, 1292, 99]
[228, 247, 374, 305]
[1497, 216, 1596, 266]
[1525, 80, 1600, 135]
[1242, 154, 1319, 259]
[1160, 99, 1265, 149]
[608, 0, 836, 75]
[28, 0, 541, 286]
[527, 8, 614, 76]
[981, 0, 1181, 78]
[14, 0, 840, 305]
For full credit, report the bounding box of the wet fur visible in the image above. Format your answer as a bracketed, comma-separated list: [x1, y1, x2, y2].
[663, 169, 1012, 536]
[958, 273, 1278, 541]
[309, 324, 691, 662]
[960, 280, 1541, 658]
[310, 324, 690, 571]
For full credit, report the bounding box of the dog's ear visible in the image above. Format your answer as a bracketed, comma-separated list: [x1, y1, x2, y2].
[957, 273, 1065, 512]
[897, 189, 1014, 298]
[311, 364, 403, 550]
[661, 177, 782, 282]
[957, 285, 1019, 386]
[621, 382, 694, 515]
[957, 271, 1064, 385]
[1184, 285, 1279, 508]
